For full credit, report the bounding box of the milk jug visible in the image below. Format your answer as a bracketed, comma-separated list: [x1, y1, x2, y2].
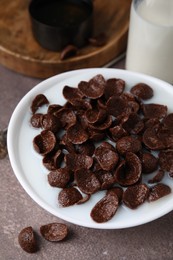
[126, 0, 173, 84]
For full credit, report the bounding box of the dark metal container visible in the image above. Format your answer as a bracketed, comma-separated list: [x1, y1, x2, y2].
[29, 0, 93, 51]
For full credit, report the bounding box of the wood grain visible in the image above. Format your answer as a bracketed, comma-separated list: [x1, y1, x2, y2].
[0, 0, 131, 78]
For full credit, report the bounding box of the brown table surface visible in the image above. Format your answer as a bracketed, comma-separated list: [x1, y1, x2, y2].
[1, 61, 173, 260]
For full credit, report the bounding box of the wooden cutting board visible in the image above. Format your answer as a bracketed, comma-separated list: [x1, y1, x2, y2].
[0, 0, 131, 78]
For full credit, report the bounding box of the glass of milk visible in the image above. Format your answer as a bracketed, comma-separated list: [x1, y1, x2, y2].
[126, 0, 173, 84]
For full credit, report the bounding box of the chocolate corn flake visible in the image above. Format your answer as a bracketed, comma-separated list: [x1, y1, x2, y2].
[67, 123, 89, 144]
[31, 94, 49, 114]
[144, 117, 160, 129]
[106, 96, 127, 117]
[47, 104, 62, 114]
[130, 83, 154, 100]
[123, 184, 149, 209]
[116, 136, 142, 155]
[89, 115, 112, 131]
[75, 168, 101, 194]
[33, 130, 56, 155]
[78, 74, 106, 99]
[65, 153, 93, 171]
[75, 140, 95, 156]
[162, 113, 173, 128]
[18, 227, 38, 253]
[122, 113, 144, 135]
[139, 152, 158, 174]
[63, 85, 84, 101]
[109, 125, 128, 142]
[54, 108, 76, 129]
[142, 125, 165, 150]
[40, 223, 68, 242]
[88, 128, 106, 142]
[95, 170, 115, 190]
[90, 193, 119, 223]
[43, 149, 63, 171]
[94, 143, 119, 171]
[114, 152, 142, 186]
[30, 113, 43, 128]
[142, 103, 167, 119]
[104, 78, 125, 100]
[148, 183, 171, 202]
[58, 187, 82, 207]
[106, 187, 123, 203]
[148, 169, 164, 184]
[42, 114, 61, 132]
[48, 168, 71, 188]
[159, 150, 173, 172]
[85, 108, 107, 124]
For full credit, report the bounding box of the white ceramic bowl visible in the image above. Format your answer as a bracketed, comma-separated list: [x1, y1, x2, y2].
[7, 68, 173, 229]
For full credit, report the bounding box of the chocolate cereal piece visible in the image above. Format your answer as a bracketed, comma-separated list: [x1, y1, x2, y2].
[116, 136, 142, 155]
[122, 113, 144, 135]
[159, 150, 173, 172]
[104, 78, 125, 100]
[18, 226, 38, 253]
[55, 108, 76, 129]
[123, 184, 149, 209]
[140, 152, 158, 174]
[67, 123, 89, 144]
[42, 114, 61, 132]
[162, 113, 173, 128]
[47, 104, 62, 114]
[95, 170, 115, 190]
[142, 125, 165, 150]
[40, 223, 68, 242]
[48, 168, 71, 188]
[94, 143, 119, 171]
[75, 168, 101, 194]
[106, 187, 123, 203]
[69, 98, 92, 110]
[88, 128, 106, 142]
[78, 74, 106, 99]
[90, 193, 119, 223]
[89, 115, 112, 131]
[31, 94, 49, 114]
[65, 153, 93, 171]
[30, 113, 43, 128]
[142, 103, 167, 119]
[148, 183, 171, 202]
[63, 85, 83, 101]
[114, 152, 142, 186]
[60, 133, 75, 154]
[85, 108, 107, 124]
[75, 140, 95, 156]
[130, 83, 154, 100]
[106, 96, 127, 117]
[144, 117, 160, 129]
[60, 45, 78, 60]
[109, 125, 128, 142]
[148, 169, 164, 184]
[43, 149, 64, 171]
[58, 187, 82, 207]
[33, 130, 56, 155]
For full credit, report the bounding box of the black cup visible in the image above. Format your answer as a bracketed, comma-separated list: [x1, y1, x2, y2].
[29, 0, 93, 51]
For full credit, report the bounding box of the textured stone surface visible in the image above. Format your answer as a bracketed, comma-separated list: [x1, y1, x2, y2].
[1, 63, 173, 260]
